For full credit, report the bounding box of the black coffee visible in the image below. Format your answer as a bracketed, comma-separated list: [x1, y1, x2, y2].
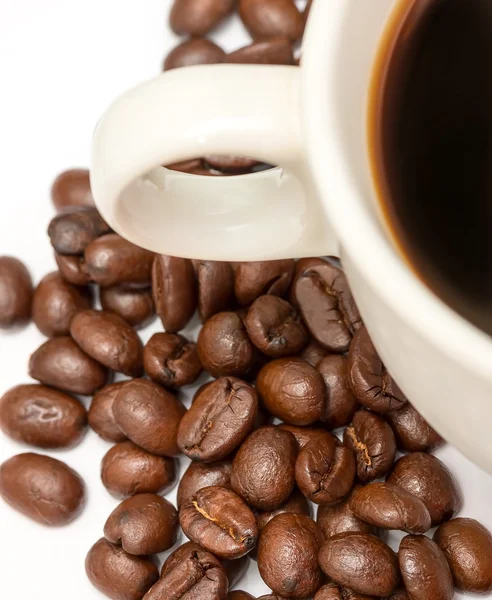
[369, 0, 492, 335]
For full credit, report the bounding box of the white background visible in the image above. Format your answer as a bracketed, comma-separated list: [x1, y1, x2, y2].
[0, 1, 491, 598]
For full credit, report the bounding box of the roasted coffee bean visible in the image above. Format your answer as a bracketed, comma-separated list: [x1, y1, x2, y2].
[177, 459, 232, 509]
[113, 379, 185, 457]
[170, 0, 236, 36]
[203, 155, 259, 173]
[386, 402, 444, 452]
[0, 384, 86, 448]
[48, 207, 110, 255]
[398, 535, 453, 600]
[278, 424, 329, 450]
[29, 336, 108, 395]
[152, 255, 197, 332]
[289, 257, 327, 307]
[434, 517, 492, 594]
[166, 158, 211, 174]
[348, 325, 407, 412]
[319, 532, 400, 597]
[193, 260, 235, 321]
[258, 513, 324, 598]
[387, 591, 410, 600]
[70, 310, 143, 376]
[101, 441, 176, 498]
[85, 234, 154, 287]
[228, 592, 255, 600]
[388, 452, 462, 526]
[227, 38, 295, 65]
[0, 453, 85, 525]
[314, 583, 375, 600]
[178, 376, 257, 461]
[51, 168, 94, 211]
[294, 262, 361, 352]
[257, 596, 298, 600]
[344, 409, 396, 482]
[86, 538, 158, 600]
[89, 382, 128, 443]
[234, 260, 294, 306]
[300, 339, 329, 368]
[104, 494, 178, 555]
[232, 426, 298, 510]
[164, 38, 226, 71]
[317, 485, 374, 541]
[256, 489, 312, 531]
[0, 256, 32, 328]
[239, 0, 304, 41]
[350, 482, 431, 534]
[179, 486, 258, 559]
[318, 354, 359, 429]
[55, 253, 91, 286]
[197, 311, 256, 378]
[257, 357, 326, 425]
[32, 271, 91, 336]
[143, 332, 202, 388]
[100, 286, 155, 329]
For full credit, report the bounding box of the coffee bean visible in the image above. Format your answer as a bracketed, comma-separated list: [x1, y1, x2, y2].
[227, 38, 294, 65]
[387, 590, 410, 600]
[234, 260, 294, 306]
[48, 207, 110, 256]
[228, 592, 255, 600]
[203, 155, 259, 173]
[300, 340, 329, 368]
[239, 0, 304, 41]
[55, 253, 91, 286]
[197, 311, 256, 377]
[258, 596, 298, 600]
[398, 535, 453, 600]
[178, 377, 257, 461]
[257, 358, 326, 425]
[289, 257, 327, 307]
[88, 382, 128, 443]
[143, 332, 202, 388]
[295, 431, 355, 505]
[164, 38, 226, 71]
[0, 256, 32, 328]
[170, 0, 236, 36]
[101, 441, 176, 498]
[100, 287, 155, 329]
[29, 336, 108, 395]
[85, 234, 154, 288]
[350, 482, 431, 534]
[0, 384, 87, 448]
[256, 489, 312, 531]
[433, 517, 492, 594]
[278, 424, 329, 450]
[314, 583, 375, 600]
[258, 513, 324, 598]
[86, 538, 158, 600]
[318, 354, 359, 429]
[113, 379, 185, 457]
[319, 532, 400, 597]
[0, 453, 85, 525]
[177, 459, 232, 509]
[386, 402, 444, 452]
[179, 485, 258, 559]
[70, 310, 143, 376]
[348, 325, 407, 412]
[104, 494, 178, 555]
[51, 169, 94, 211]
[344, 409, 396, 482]
[152, 255, 197, 332]
[387, 452, 462, 526]
[317, 485, 374, 541]
[193, 260, 235, 321]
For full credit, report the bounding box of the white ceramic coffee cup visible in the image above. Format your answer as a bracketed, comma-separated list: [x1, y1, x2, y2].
[91, 0, 492, 473]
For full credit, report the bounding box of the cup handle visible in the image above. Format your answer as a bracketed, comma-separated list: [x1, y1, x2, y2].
[91, 64, 338, 261]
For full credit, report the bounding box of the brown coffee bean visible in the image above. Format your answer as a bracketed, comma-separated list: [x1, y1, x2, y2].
[296, 431, 355, 505]
[318, 354, 359, 429]
[258, 513, 323, 598]
[86, 538, 158, 600]
[0, 384, 86, 449]
[100, 286, 155, 329]
[258, 596, 299, 600]
[180, 486, 258, 559]
[164, 38, 226, 71]
[88, 382, 128, 443]
[388, 452, 462, 526]
[70, 310, 143, 376]
[234, 259, 294, 306]
[166, 158, 209, 174]
[227, 38, 294, 65]
[278, 424, 328, 450]
[300, 339, 329, 368]
[256, 489, 312, 531]
[314, 583, 375, 600]
[344, 409, 396, 482]
[0, 453, 85, 525]
[239, 0, 304, 41]
[203, 155, 259, 173]
[0, 256, 32, 328]
[178, 377, 258, 461]
[101, 441, 176, 498]
[257, 357, 326, 425]
[317, 485, 374, 541]
[85, 234, 154, 288]
[197, 311, 256, 378]
[170, 0, 236, 36]
[398, 535, 453, 600]
[319, 532, 400, 597]
[32, 271, 92, 337]
[178, 459, 232, 509]
[55, 253, 91, 286]
[433, 517, 492, 594]
[231, 426, 298, 510]
[51, 168, 94, 211]
[228, 592, 255, 600]
[348, 325, 407, 412]
[289, 257, 327, 307]
[48, 207, 110, 256]
[152, 255, 197, 332]
[144, 332, 202, 388]
[388, 590, 410, 600]
[350, 482, 431, 534]
[29, 336, 108, 395]
[104, 494, 178, 555]
[193, 260, 235, 321]
[386, 402, 444, 452]
[113, 379, 185, 457]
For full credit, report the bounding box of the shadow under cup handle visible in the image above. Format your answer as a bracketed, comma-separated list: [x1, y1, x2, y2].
[91, 64, 337, 261]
